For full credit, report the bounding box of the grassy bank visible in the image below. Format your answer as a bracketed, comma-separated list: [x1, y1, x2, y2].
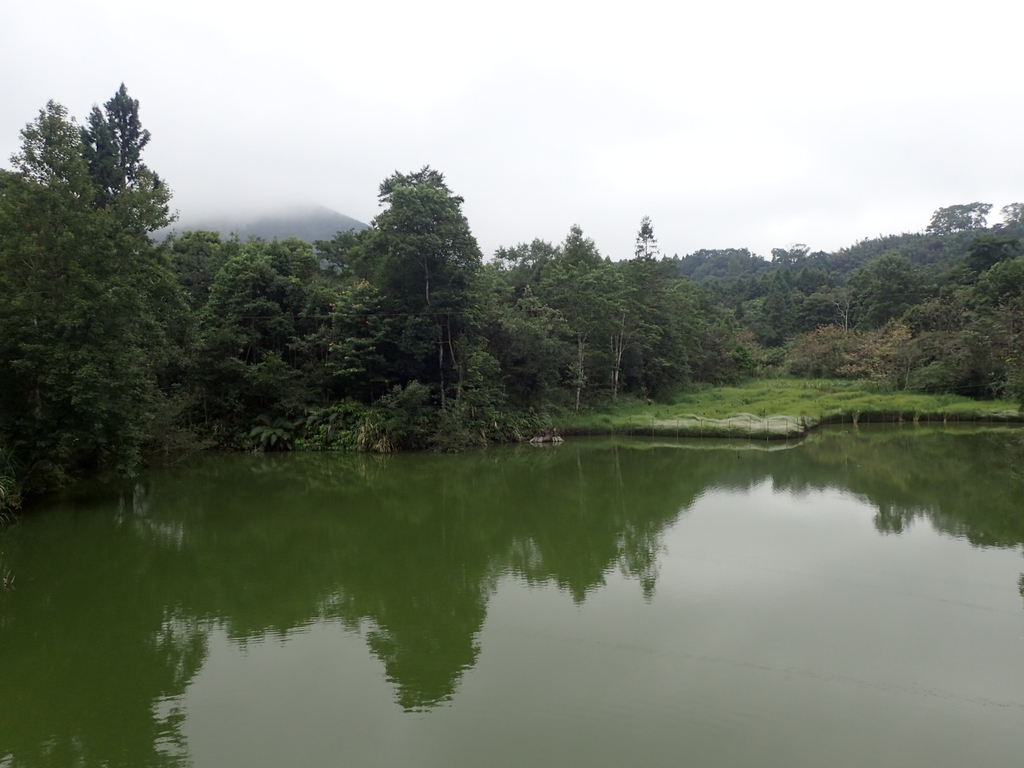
[557, 379, 1023, 439]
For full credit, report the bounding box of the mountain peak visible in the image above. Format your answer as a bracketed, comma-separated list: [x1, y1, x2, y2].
[165, 205, 369, 243]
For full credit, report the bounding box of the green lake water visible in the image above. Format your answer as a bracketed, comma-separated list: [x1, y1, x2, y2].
[2, 426, 1023, 767]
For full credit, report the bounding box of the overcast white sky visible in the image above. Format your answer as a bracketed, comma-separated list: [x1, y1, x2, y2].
[3, 0, 1023, 260]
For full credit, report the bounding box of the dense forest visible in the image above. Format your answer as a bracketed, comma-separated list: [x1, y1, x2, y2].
[2, 88, 1023, 509]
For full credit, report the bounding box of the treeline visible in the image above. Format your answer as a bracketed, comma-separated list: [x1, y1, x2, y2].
[2, 88, 1024, 507]
[159, 197, 748, 450]
[0, 89, 749, 504]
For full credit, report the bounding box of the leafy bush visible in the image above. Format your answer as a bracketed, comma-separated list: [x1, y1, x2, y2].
[0, 445, 21, 515]
[789, 326, 856, 379]
[249, 415, 304, 451]
[357, 382, 439, 452]
[298, 401, 371, 451]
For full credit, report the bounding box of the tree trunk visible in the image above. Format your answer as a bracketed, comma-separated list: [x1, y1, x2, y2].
[438, 324, 445, 409]
[423, 258, 431, 306]
[574, 330, 587, 413]
[446, 316, 463, 402]
[611, 312, 627, 402]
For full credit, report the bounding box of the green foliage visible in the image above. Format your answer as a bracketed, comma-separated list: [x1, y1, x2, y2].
[80, 83, 171, 231]
[165, 230, 240, 309]
[315, 228, 368, 278]
[1001, 203, 1024, 226]
[790, 326, 858, 378]
[186, 237, 332, 432]
[849, 253, 927, 328]
[976, 256, 1024, 305]
[926, 202, 992, 235]
[835, 323, 915, 391]
[250, 415, 304, 451]
[481, 275, 567, 405]
[493, 238, 559, 291]
[369, 166, 482, 311]
[730, 345, 757, 377]
[298, 402, 371, 451]
[623, 260, 704, 395]
[322, 278, 393, 401]
[965, 234, 1021, 276]
[672, 247, 771, 283]
[0, 95, 183, 492]
[358, 382, 438, 452]
[0, 444, 20, 515]
[752, 272, 797, 345]
[536, 229, 615, 410]
[1004, 356, 1024, 409]
[634, 216, 659, 260]
[560, 224, 604, 268]
[356, 166, 485, 404]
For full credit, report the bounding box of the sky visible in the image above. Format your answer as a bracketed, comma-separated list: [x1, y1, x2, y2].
[3, 0, 1023, 261]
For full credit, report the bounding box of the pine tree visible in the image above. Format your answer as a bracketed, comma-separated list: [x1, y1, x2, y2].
[81, 83, 170, 231]
[634, 216, 660, 260]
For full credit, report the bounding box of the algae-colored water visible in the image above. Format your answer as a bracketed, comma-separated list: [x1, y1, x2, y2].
[2, 426, 1023, 767]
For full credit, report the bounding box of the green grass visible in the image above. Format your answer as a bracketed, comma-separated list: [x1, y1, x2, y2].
[557, 379, 1022, 439]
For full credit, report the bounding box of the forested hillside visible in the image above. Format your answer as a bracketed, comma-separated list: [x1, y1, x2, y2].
[683, 204, 1024, 397]
[2, 89, 1023, 509]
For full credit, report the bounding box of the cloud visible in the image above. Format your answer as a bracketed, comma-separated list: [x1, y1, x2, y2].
[3, 0, 1023, 260]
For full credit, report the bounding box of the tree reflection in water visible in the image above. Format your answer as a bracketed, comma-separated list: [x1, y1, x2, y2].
[1, 426, 1023, 765]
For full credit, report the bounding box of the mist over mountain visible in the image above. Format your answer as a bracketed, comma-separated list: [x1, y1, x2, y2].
[163, 205, 368, 243]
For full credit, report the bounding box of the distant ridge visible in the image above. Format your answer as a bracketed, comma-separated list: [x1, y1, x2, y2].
[163, 205, 369, 243]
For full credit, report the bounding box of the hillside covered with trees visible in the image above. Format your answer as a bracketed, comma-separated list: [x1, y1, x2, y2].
[2, 88, 1023, 509]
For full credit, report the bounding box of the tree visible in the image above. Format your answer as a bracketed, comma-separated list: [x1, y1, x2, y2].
[479, 268, 566, 406]
[537, 226, 613, 411]
[795, 289, 840, 333]
[80, 84, 171, 233]
[976, 256, 1024, 306]
[315, 227, 371, 281]
[364, 167, 484, 406]
[965, 234, 1021, 275]
[926, 203, 992, 235]
[191, 238, 330, 429]
[560, 223, 603, 268]
[849, 253, 925, 328]
[746, 272, 796, 346]
[370, 167, 481, 309]
[0, 100, 181, 490]
[323, 278, 394, 403]
[493, 238, 559, 292]
[166, 230, 240, 309]
[634, 216, 659, 260]
[1001, 203, 1024, 227]
[607, 268, 641, 402]
[839, 323, 915, 391]
[832, 287, 854, 332]
[789, 325, 857, 378]
[624, 265, 704, 396]
[771, 244, 810, 268]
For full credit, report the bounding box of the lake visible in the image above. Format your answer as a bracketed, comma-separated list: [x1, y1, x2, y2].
[1, 426, 1023, 767]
